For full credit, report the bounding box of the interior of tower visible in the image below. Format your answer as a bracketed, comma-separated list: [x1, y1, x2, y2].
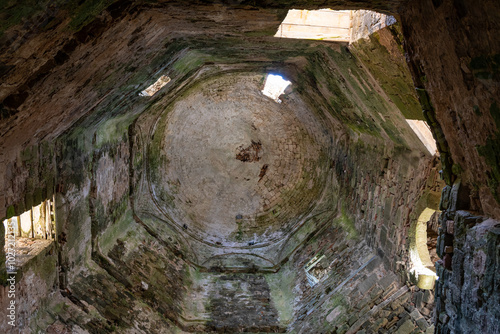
[0, 0, 499, 333]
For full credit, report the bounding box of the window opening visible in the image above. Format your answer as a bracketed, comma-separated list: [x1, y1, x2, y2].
[409, 208, 439, 289]
[406, 119, 438, 155]
[261, 74, 291, 103]
[275, 9, 396, 43]
[139, 75, 171, 97]
[3, 199, 56, 271]
[305, 253, 328, 287]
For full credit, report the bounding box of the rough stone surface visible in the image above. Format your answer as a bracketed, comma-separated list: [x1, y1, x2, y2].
[0, 0, 499, 333]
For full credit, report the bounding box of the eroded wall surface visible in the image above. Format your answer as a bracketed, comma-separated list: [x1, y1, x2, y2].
[399, 0, 500, 333]
[0, 1, 499, 333]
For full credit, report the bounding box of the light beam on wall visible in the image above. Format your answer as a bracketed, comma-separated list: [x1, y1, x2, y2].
[261, 74, 291, 103]
[406, 120, 438, 155]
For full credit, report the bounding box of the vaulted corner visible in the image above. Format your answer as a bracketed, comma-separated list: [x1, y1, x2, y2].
[1, 1, 500, 333]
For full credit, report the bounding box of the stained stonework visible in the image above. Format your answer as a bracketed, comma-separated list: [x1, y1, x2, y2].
[148, 73, 330, 247]
[0, 0, 500, 333]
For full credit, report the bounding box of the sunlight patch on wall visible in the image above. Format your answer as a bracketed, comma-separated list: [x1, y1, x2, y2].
[261, 74, 291, 103]
[406, 119, 438, 155]
[139, 75, 171, 96]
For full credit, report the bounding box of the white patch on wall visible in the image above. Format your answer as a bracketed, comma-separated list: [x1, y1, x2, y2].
[139, 75, 171, 97]
[262, 74, 291, 103]
[274, 9, 396, 43]
[406, 119, 438, 155]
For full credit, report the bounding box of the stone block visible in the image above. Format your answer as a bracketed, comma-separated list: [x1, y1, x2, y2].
[348, 314, 358, 326]
[425, 325, 435, 334]
[438, 312, 449, 324]
[416, 318, 429, 330]
[379, 272, 397, 289]
[437, 235, 444, 258]
[394, 319, 416, 334]
[414, 291, 424, 309]
[370, 286, 384, 300]
[358, 273, 378, 293]
[372, 317, 388, 331]
[446, 220, 454, 234]
[423, 290, 434, 304]
[439, 185, 451, 210]
[420, 306, 431, 317]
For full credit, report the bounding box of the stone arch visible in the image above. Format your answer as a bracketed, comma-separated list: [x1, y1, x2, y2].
[409, 207, 439, 289]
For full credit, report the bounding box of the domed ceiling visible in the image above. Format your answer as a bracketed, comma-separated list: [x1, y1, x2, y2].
[133, 71, 336, 270]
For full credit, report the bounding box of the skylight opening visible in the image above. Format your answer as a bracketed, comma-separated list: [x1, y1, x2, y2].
[139, 75, 171, 97]
[275, 9, 396, 43]
[262, 74, 291, 103]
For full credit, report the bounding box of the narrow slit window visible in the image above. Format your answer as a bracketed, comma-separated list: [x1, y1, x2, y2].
[139, 75, 171, 97]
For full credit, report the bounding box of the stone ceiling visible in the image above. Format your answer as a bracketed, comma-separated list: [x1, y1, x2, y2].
[0, 0, 500, 333]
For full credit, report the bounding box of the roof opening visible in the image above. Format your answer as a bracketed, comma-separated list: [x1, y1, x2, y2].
[275, 9, 396, 43]
[262, 74, 291, 103]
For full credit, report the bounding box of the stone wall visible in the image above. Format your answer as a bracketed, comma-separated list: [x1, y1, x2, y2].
[282, 128, 443, 334]
[400, 0, 500, 219]
[433, 183, 500, 333]
[0, 1, 499, 333]
[0, 241, 57, 333]
[399, 1, 500, 333]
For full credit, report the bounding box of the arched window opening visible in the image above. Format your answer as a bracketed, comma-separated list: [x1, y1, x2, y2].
[409, 207, 439, 289]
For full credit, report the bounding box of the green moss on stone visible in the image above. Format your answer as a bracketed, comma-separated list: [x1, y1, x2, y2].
[68, 0, 117, 31]
[6, 205, 16, 219]
[351, 32, 423, 121]
[334, 207, 358, 240]
[473, 105, 482, 116]
[265, 263, 295, 326]
[469, 54, 500, 81]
